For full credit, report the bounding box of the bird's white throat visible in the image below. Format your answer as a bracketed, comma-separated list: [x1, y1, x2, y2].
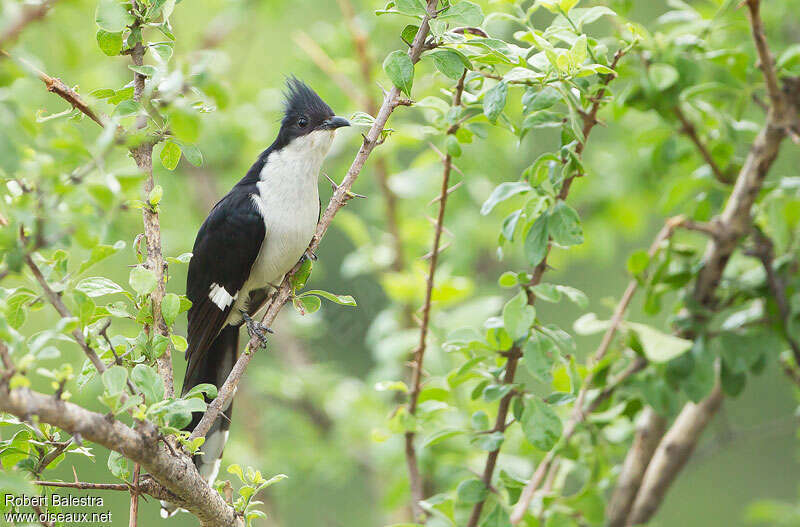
[235, 130, 333, 317]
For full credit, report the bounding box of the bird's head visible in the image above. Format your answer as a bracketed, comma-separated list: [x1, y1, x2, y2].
[276, 77, 350, 155]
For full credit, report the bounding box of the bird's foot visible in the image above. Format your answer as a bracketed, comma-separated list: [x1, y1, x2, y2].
[301, 248, 318, 262]
[241, 312, 273, 348]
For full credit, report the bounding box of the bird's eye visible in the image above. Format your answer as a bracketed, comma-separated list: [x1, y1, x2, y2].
[297, 117, 308, 128]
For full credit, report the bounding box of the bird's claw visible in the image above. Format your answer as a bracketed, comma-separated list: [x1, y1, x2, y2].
[241, 312, 273, 348]
[302, 248, 318, 262]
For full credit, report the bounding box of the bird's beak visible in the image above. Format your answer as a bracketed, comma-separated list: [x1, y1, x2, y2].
[320, 116, 351, 130]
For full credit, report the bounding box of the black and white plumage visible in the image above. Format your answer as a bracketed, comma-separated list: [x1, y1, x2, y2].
[161, 79, 349, 517]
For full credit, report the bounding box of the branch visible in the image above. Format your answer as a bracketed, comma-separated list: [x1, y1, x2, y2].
[0, 386, 240, 526]
[128, 27, 174, 398]
[745, 0, 783, 112]
[606, 408, 668, 527]
[1, 51, 107, 127]
[0, 0, 58, 49]
[627, 384, 724, 523]
[470, 48, 628, 527]
[749, 228, 800, 365]
[609, 3, 800, 521]
[189, 0, 440, 442]
[509, 215, 684, 523]
[299, 0, 405, 271]
[673, 105, 733, 185]
[24, 254, 106, 374]
[404, 71, 466, 519]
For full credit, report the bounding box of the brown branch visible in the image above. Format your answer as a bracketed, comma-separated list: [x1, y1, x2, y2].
[610, 3, 800, 522]
[606, 408, 668, 526]
[0, 0, 58, 49]
[673, 105, 733, 185]
[404, 71, 466, 519]
[750, 228, 800, 365]
[299, 0, 405, 271]
[35, 480, 129, 491]
[0, 387, 239, 526]
[189, 0, 441, 443]
[745, 0, 783, 113]
[627, 384, 724, 523]
[468, 49, 627, 527]
[24, 254, 106, 374]
[129, 32, 174, 398]
[1, 51, 107, 127]
[129, 464, 140, 527]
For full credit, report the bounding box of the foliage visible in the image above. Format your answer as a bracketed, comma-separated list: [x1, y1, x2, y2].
[0, 0, 799, 526]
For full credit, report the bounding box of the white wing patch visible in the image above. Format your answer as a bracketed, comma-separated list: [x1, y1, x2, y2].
[208, 283, 238, 310]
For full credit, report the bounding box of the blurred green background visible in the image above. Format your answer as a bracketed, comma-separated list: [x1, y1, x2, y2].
[1, 0, 798, 525]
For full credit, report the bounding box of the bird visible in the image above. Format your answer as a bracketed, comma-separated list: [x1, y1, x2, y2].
[161, 78, 349, 517]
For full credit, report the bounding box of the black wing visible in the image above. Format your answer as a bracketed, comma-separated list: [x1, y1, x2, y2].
[185, 188, 265, 381]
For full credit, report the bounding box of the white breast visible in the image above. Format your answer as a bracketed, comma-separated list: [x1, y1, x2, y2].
[234, 130, 334, 317]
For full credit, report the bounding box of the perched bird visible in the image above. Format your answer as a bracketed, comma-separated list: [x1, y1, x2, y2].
[161, 79, 349, 516]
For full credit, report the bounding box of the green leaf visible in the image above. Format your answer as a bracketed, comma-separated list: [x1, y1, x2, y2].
[102, 366, 128, 395]
[498, 271, 518, 288]
[502, 291, 535, 342]
[296, 295, 321, 315]
[523, 333, 555, 382]
[627, 250, 650, 276]
[439, 1, 484, 26]
[522, 86, 560, 112]
[161, 293, 180, 326]
[483, 82, 507, 123]
[396, 0, 426, 16]
[76, 277, 124, 297]
[648, 63, 679, 91]
[96, 30, 123, 56]
[79, 241, 125, 274]
[113, 99, 140, 118]
[524, 214, 549, 266]
[151, 43, 174, 62]
[95, 0, 133, 32]
[128, 65, 158, 77]
[548, 201, 583, 246]
[5, 290, 34, 329]
[129, 267, 158, 296]
[480, 505, 511, 527]
[107, 451, 130, 480]
[302, 290, 356, 306]
[522, 111, 564, 129]
[171, 334, 188, 352]
[457, 478, 488, 504]
[180, 143, 203, 167]
[400, 24, 420, 44]
[556, 285, 588, 309]
[131, 364, 165, 404]
[627, 322, 692, 363]
[169, 108, 200, 142]
[184, 383, 218, 400]
[481, 182, 531, 216]
[383, 50, 414, 97]
[160, 141, 181, 170]
[521, 396, 562, 451]
[430, 49, 466, 80]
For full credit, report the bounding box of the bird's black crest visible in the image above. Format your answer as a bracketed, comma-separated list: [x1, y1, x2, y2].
[282, 77, 334, 127]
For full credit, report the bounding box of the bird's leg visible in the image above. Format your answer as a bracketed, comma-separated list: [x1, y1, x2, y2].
[301, 248, 318, 262]
[240, 311, 273, 348]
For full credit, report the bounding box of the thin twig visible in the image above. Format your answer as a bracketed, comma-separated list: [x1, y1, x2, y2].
[130, 464, 140, 527]
[128, 20, 174, 398]
[0, 51, 107, 127]
[745, 0, 783, 112]
[35, 480, 130, 491]
[468, 49, 627, 527]
[749, 228, 800, 365]
[189, 0, 441, 443]
[404, 70, 466, 519]
[24, 254, 106, 373]
[673, 105, 733, 184]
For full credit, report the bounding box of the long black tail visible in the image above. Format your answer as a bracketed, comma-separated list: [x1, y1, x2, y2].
[161, 325, 238, 518]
